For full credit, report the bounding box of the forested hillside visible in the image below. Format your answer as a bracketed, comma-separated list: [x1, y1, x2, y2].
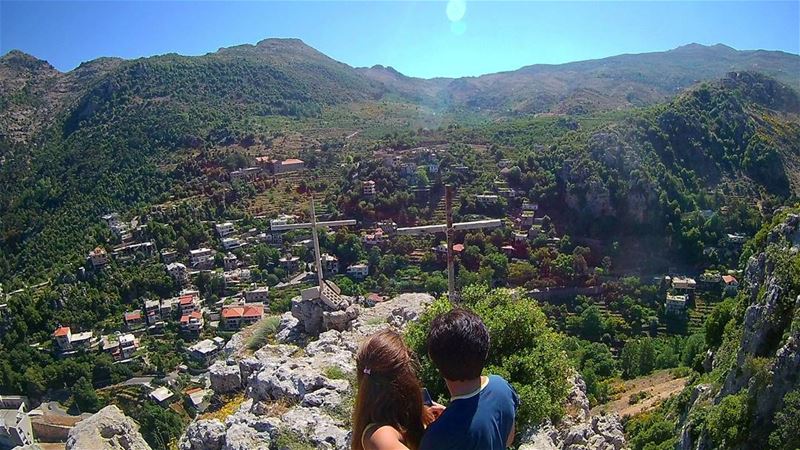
[625, 209, 800, 450]
[1, 37, 799, 286]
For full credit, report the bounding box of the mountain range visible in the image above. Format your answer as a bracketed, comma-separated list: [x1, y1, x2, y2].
[2, 39, 799, 143]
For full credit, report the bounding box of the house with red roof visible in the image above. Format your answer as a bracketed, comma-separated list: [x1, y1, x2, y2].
[124, 310, 144, 330]
[221, 304, 264, 330]
[722, 275, 739, 295]
[180, 310, 204, 333]
[53, 326, 94, 352]
[179, 294, 199, 315]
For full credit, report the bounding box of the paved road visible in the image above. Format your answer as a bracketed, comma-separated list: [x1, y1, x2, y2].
[275, 271, 311, 288]
[119, 376, 154, 387]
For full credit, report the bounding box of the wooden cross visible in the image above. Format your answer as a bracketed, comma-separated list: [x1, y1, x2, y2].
[396, 185, 502, 301]
[271, 196, 356, 294]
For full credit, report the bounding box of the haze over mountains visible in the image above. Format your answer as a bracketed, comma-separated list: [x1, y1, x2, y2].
[1, 39, 799, 143]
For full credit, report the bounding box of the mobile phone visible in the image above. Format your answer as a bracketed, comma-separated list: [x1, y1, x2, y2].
[422, 387, 433, 406]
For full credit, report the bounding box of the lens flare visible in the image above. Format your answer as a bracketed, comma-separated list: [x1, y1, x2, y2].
[446, 0, 466, 23]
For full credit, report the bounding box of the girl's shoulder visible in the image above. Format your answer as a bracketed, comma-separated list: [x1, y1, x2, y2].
[363, 424, 406, 450]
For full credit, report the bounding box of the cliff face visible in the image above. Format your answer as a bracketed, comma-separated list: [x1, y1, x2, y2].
[680, 211, 800, 450]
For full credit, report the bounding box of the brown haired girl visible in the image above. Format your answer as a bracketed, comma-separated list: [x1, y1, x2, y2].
[351, 329, 439, 450]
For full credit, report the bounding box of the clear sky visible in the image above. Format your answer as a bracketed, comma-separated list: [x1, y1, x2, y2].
[1, 1, 798, 78]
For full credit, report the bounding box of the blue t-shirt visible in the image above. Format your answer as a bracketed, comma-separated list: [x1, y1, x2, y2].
[420, 375, 519, 450]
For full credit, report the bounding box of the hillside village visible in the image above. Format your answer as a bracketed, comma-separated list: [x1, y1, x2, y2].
[0, 138, 756, 449]
[0, 25, 798, 450]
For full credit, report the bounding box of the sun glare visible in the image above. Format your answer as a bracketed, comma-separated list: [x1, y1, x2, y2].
[446, 0, 466, 23]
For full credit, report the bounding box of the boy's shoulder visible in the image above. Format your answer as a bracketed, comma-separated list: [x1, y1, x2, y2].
[486, 375, 515, 394]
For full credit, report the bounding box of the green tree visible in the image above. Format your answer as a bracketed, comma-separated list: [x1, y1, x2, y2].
[424, 273, 448, 296]
[706, 392, 750, 447]
[705, 298, 737, 348]
[138, 402, 185, 450]
[769, 389, 800, 450]
[72, 376, 102, 413]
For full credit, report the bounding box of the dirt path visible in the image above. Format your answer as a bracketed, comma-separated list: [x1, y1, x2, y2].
[591, 370, 689, 418]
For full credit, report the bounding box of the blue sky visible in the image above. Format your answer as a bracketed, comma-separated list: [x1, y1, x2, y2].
[1, 1, 798, 78]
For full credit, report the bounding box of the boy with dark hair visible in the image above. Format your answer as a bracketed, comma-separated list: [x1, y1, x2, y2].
[420, 308, 519, 450]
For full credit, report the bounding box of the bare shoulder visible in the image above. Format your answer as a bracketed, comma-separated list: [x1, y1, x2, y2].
[365, 425, 408, 450]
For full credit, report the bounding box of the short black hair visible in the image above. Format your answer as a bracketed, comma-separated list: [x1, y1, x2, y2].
[426, 308, 489, 381]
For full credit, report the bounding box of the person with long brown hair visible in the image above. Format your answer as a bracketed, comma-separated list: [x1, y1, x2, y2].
[351, 329, 439, 450]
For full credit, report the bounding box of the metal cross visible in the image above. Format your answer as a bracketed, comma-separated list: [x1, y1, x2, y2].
[396, 185, 502, 301]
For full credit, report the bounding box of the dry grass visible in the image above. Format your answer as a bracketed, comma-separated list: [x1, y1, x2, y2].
[199, 393, 247, 422]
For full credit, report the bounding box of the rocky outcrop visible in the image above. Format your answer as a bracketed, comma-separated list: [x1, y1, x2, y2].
[291, 283, 360, 336]
[66, 405, 151, 450]
[752, 330, 800, 428]
[181, 420, 226, 450]
[519, 375, 626, 450]
[210, 360, 242, 394]
[180, 293, 434, 450]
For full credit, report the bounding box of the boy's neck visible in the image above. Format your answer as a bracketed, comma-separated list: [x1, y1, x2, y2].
[445, 376, 487, 399]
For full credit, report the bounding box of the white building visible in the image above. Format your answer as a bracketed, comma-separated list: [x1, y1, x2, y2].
[671, 276, 697, 292]
[362, 180, 376, 197]
[476, 194, 500, 204]
[149, 386, 174, 405]
[522, 201, 539, 211]
[321, 253, 339, 276]
[215, 222, 235, 238]
[0, 404, 34, 448]
[188, 338, 225, 366]
[189, 248, 214, 268]
[53, 327, 94, 352]
[223, 253, 238, 271]
[279, 254, 301, 273]
[231, 167, 261, 181]
[347, 263, 369, 280]
[102, 333, 139, 361]
[178, 293, 199, 315]
[222, 237, 244, 251]
[166, 262, 189, 285]
[180, 310, 204, 333]
[665, 294, 688, 314]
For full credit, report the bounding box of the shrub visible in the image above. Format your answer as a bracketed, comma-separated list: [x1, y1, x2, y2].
[406, 285, 571, 425]
[705, 392, 750, 447]
[768, 389, 800, 450]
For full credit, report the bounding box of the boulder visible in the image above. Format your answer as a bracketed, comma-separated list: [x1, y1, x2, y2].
[275, 312, 303, 344]
[66, 405, 151, 450]
[280, 407, 350, 450]
[222, 423, 269, 450]
[179, 419, 226, 450]
[210, 360, 242, 394]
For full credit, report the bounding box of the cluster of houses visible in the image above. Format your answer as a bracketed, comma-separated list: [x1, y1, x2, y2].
[662, 271, 740, 315]
[52, 325, 140, 363]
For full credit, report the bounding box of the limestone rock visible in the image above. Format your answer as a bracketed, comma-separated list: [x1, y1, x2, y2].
[210, 360, 243, 394]
[280, 407, 350, 449]
[179, 293, 439, 450]
[518, 375, 625, 450]
[179, 419, 226, 450]
[222, 423, 269, 450]
[66, 405, 151, 450]
[275, 312, 303, 344]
